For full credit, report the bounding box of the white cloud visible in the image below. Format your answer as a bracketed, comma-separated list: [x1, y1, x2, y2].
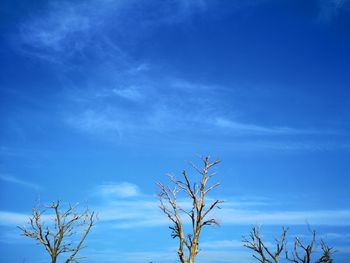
[92, 199, 163, 226]
[201, 239, 242, 249]
[196, 250, 250, 263]
[82, 248, 177, 263]
[217, 208, 350, 226]
[82, 247, 250, 263]
[215, 117, 303, 135]
[0, 174, 40, 190]
[88, 191, 350, 229]
[0, 211, 29, 226]
[96, 182, 140, 198]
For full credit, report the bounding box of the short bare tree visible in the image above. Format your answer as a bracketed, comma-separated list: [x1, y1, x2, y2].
[18, 201, 96, 263]
[243, 226, 287, 263]
[158, 156, 223, 263]
[244, 226, 336, 263]
[286, 229, 316, 263]
[286, 231, 336, 263]
[315, 240, 336, 263]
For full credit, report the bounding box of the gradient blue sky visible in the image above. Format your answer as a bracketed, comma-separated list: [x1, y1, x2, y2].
[1, 0, 350, 262]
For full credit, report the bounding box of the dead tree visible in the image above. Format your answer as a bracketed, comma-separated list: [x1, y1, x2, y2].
[243, 226, 287, 263]
[18, 201, 96, 263]
[285, 230, 316, 263]
[286, 229, 336, 263]
[158, 156, 223, 263]
[315, 240, 336, 263]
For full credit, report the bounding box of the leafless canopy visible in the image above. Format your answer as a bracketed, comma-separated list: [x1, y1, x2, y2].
[244, 226, 336, 263]
[158, 156, 223, 263]
[286, 229, 316, 263]
[315, 240, 337, 263]
[18, 201, 96, 263]
[243, 226, 287, 263]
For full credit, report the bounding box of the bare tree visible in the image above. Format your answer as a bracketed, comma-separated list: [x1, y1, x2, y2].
[285, 229, 316, 263]
[244, 226, 336, 263]
[18, 201, 96, 263]
[315, 240, 336, 263]
[158, 156, 223, 263]
[243, 226, 287, 263]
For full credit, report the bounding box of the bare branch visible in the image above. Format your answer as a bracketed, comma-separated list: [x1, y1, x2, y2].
[315, 240, 337, 263]
[286, 229, 316, 263]
[243, 226, 287, 263]
[18, 201, 97, 263]
[158, 156, 222, 263]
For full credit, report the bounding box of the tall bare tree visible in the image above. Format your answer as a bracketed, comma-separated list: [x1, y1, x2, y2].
[18, 201, 96, 263]
[243, 226, 287, 263]
[158, 156, 223, 263]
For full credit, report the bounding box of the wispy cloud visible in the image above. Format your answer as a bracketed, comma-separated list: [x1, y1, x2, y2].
[201, 239, 243, 249]
[95, 182, 140, 198]
[215, 117, 313, 135]
[12, 0, 347, 153]
[63, 74, 327, 142]
[82, 248, 177, 263]
[317, 0, 350, 23]
[0, 174, 40, 190]
[319, 232, 350, 239]
[83, 248, 250, 263]
[87, 188, 350, 228]
[2, 191, 350, 252]
[61, 71, 348, 153]
[15, 0, 273, 64]
[65, 109, 124, 138]
[0, 211, 28, 226]
[216, 208, 350, 226]
[112, 86, 143, 101]
[92, 199, 166, 227]
[20, 2, 91, 52]
[15, 0, 213, 63]
[16, 0, 130, 65]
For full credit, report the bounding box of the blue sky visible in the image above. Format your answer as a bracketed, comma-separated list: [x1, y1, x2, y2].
[0, 0, 350, 262]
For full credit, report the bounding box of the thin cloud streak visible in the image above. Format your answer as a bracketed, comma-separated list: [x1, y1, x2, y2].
[201, 239, 242, 249]
[215, 117, 316, 135]
[0, 211, 29, 226]
[83, 248, 250, 263]
[63, 78, 330, 141]
[217, 208, 350, 226]
[15, 0, 344, 150]
[87, 192, 350, 228]
[0, 174, 40, 190]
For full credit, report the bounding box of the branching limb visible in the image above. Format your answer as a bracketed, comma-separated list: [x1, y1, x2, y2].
[18, 201, 97, 263]
[315, 240, 337, 263]
[243, 226, 287, 263]
[286, 229, 316, 263]
[158, 156, 222, 263]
